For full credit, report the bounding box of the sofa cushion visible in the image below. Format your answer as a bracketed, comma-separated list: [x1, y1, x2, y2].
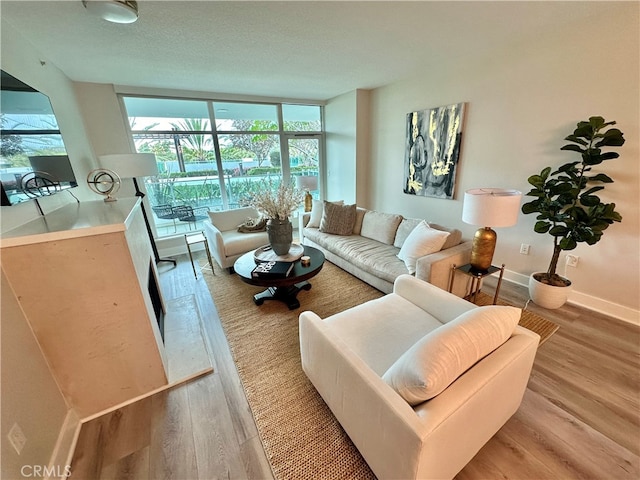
[320, 202, 356, 235]
[360, 211, 403, 245]
[394, 218, 422, 248]
[324, 294, 445, 375]
[397, 221, 450, 274]
[382, 305, 521, 405]
[429, 223, 463, 250]
[353, 207, 367, 235]
[304, 228, 409, 284]
[308, 199, 343, 228]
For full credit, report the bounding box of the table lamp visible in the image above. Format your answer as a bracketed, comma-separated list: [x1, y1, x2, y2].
[462, 188, 522, 271]
[99, 153, 176, 265]
[296, 175, 318, 212]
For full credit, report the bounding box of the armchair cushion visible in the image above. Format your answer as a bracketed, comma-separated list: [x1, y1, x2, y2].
[397, 221, 450, 274]
[208, 207, 260, 231]
[382, 305, 521, 405]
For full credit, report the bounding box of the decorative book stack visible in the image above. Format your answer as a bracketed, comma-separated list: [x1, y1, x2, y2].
[251, 260, 294, 278]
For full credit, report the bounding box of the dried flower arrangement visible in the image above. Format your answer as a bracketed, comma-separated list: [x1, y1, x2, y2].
[251, 180, 304, 220]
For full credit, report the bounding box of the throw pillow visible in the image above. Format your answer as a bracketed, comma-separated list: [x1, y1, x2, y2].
[237, 217, 267, 233]
[397, 221, 450, 274]
[428, 223, 463, 250]
[393, 218, 422, 248]
[307, 199, 343, 228]
[319, 201, 356, 235]
[382, 305, 521, 405]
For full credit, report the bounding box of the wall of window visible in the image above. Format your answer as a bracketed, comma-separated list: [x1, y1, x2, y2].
[121, 96, 323, 237]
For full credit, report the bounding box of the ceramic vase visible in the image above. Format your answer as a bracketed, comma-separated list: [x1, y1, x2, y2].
[267, 218, 293, 255]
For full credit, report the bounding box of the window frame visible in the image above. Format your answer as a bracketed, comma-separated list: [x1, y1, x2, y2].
[120, 94, 324, 237]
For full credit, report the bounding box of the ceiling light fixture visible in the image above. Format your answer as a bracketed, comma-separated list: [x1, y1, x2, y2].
[82, 0, 139, 24]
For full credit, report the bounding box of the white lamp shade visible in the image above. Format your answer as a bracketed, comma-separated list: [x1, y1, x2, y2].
[99, 153, 158, 179]
[296, 175, 318, 191]
[462, 188, 522, 227]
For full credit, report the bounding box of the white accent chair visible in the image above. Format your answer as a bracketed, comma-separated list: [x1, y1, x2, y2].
[203, 207, 269, 271]
[299, 275, 539, 480]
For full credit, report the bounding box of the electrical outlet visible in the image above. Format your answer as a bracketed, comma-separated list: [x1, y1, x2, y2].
[566, 254, 579, 267]
[519, 243, 530, 255]
[8, 423, 26, 455]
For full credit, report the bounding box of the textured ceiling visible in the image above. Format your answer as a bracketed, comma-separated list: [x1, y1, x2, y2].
[0, 1, 610, 101]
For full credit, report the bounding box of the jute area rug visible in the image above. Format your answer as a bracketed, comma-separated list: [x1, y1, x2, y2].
[203, 261, 558, 479]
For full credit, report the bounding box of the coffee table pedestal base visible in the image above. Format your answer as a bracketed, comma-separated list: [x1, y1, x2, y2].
[253, 281, 312, 310]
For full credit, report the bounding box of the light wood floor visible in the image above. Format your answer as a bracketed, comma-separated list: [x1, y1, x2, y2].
[69, 254, 640, 479]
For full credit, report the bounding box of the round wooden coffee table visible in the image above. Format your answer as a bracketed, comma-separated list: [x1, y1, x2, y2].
[234, 245, 325, 310]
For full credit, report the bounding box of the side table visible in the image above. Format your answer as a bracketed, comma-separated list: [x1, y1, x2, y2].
[448, 263, 505, 305]
[185, 232, 214, 279]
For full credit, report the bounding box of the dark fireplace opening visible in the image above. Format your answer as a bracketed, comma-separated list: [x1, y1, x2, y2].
[148, 262, 165, 342]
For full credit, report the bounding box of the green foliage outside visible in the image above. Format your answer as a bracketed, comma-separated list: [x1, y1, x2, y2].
[136, 117, 319, 217]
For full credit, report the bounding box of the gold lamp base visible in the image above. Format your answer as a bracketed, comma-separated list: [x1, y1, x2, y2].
[470, 227, 497, 271]
[304, 191, 313, 212]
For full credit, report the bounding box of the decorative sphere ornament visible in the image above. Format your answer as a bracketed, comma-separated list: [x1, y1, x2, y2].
[87, 168, 121, 202]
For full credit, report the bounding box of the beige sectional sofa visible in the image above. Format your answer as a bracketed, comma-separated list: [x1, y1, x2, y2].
[300, 202, 472, 296]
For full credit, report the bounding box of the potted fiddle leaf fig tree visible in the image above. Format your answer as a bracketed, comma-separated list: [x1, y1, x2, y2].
[521, 116, 624, 309]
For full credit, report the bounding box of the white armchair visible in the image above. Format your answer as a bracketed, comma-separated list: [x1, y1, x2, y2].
[203, 207, 269, 271]
[299, 275, 539, 480]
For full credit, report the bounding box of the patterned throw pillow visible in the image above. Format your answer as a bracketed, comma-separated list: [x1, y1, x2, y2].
[237, 217, 267, 233]
[319, 201, 356, 235]
[307, 199, 344, 228]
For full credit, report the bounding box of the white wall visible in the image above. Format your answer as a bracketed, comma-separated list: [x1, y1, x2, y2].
[0, 20, 87, 476]
[74, 82, 139, 201]
[1, 270, 69, 479]
[325, 89, 373, 206]
[363, 4, 639, 318]
[325, 90, 358, 203]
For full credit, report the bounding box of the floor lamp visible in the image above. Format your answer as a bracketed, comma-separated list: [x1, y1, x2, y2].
[99, 153, 176, 266]
[461, 188, 522, 271]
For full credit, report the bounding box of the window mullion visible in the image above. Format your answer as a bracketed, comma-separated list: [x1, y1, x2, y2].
[208, 101, 229, 210]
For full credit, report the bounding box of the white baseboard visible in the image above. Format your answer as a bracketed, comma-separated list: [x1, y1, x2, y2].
[503, 270, 640, 326]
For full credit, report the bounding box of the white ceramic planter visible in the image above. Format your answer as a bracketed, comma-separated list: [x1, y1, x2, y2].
[528, 273, 572, 309]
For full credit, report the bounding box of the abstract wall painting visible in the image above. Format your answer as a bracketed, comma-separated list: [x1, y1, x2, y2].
[403, 102, 466, 199]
